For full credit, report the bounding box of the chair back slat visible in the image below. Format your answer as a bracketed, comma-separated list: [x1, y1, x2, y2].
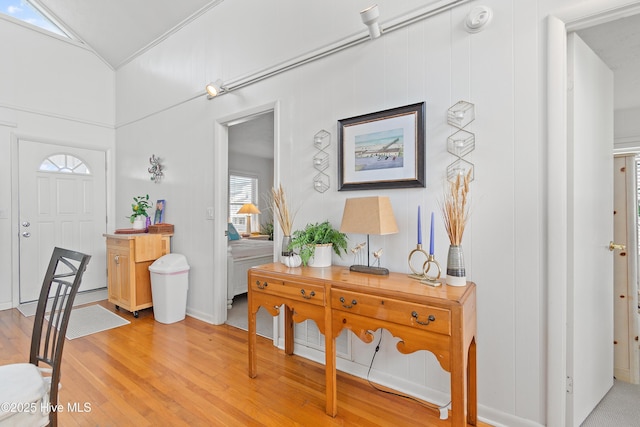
[29, 247, 91, 427]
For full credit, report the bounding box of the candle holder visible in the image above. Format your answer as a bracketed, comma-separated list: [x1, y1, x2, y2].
[421, 254, 441, 286]
[407, 245, 442, 287]
[408, 244, 429, 279]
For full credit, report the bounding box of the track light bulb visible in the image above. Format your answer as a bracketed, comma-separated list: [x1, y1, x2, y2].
[360, 5, 381, 39]
[206, 79, 224, 98]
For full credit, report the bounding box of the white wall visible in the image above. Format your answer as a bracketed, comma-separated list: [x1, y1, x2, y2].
[0, 16, 115, 309]
[114, 1, 544, 424]
[615, 106, 640, 152]
[3, 0, 637, 424]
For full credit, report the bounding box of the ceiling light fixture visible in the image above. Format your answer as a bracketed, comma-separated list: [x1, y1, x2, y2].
[205, 79, 225, 98]
[360, 5, 382, 40]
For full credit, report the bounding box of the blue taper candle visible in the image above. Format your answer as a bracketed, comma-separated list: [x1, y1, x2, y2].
[417, 206, 422, 245]
[429, 212, 434, 255]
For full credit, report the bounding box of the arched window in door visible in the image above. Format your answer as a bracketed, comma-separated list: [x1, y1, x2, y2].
[39, 154, 91, 175]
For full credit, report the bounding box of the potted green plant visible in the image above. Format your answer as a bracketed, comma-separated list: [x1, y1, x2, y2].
[289, 220, 348, 267]
[129, 194, 151, 229]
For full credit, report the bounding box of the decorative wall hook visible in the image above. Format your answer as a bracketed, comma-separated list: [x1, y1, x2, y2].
[148, 154, 164, 183]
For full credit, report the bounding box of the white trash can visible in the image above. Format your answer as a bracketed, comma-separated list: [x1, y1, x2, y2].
[149, 254, 190, 324]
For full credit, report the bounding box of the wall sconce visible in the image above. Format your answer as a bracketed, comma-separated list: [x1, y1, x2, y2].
[446, 101, 475, 183]
[313, 129, 330, 193]
[148, 154, 164, 183]
[205, 79, 225, 98]
[360, 5, 382, 40]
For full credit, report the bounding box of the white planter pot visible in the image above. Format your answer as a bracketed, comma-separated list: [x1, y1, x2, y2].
[308, 244, 332, 267]
[132, 217, 146, 230]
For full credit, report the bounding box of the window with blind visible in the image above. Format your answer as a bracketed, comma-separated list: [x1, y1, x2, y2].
[229, 173, 258, 233]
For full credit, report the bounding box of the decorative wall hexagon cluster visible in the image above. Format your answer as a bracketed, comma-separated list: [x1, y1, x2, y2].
[313, 130, 330, 193]
[446, 101, 475, 183]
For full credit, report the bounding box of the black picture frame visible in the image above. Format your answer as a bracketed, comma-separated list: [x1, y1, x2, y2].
[337, 102, 425, 191]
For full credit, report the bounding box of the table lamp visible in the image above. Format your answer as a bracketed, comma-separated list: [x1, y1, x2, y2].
[340, 196, 398, 275]
[237, 203, 261, 235]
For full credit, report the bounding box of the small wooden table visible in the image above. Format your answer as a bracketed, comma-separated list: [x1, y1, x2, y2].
[248, 263, 477, 426]
[103, 233, 171, 317]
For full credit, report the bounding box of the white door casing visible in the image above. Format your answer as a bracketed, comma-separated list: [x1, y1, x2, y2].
[566, 32, 614, 426]
[18, 139, 107, 303]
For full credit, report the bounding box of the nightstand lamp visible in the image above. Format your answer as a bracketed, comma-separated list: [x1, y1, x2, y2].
[237, 203, 261, 235]
[340, 196, 398, 275]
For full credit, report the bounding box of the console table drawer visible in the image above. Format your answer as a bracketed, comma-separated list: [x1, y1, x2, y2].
[250, 276, 325, 306]
[331, 289, 451, 335]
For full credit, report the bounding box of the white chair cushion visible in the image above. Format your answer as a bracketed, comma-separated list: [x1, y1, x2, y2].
[0, 363, 49, 426]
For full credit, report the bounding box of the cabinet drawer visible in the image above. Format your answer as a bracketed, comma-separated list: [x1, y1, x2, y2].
[106, 238, 131, 252]
[250, 276, 325, 306]
[331, 289, 450, 335]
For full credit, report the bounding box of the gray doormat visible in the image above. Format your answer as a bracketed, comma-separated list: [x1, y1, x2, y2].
[47, 305, 130, 340]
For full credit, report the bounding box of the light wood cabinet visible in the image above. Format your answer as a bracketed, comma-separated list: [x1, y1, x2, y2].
[104, 233, 171, 317]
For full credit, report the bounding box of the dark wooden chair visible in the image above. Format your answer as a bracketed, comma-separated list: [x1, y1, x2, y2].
[0, 247, 91, 427]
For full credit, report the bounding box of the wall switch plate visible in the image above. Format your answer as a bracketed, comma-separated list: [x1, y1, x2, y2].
[0, 209, 7, 219]
[206, 207, 214, 220]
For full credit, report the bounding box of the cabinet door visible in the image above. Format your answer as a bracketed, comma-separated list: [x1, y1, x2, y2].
[107, 247, 131, 307]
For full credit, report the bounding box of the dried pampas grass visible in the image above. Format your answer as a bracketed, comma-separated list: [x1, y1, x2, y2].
[271, 184, 296, 236]
[442, 169, 472, 246]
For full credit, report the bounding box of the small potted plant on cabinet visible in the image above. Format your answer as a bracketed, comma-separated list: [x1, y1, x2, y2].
[289, 220, 348, 267]
[129, 194, 151, 230]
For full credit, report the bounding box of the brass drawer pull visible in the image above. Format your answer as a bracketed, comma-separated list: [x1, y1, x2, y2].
[256, 280, 268, 289]
[411, 311, 436, 326]
[300, 289, 316, 299]
[339, 296, 357, 309]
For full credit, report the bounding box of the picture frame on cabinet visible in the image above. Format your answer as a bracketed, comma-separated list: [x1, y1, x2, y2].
[154, 200, 165, 224]
[337, 102, 425, 191]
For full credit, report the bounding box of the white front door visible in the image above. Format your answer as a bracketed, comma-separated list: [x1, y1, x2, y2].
[18, 139, 107, 303]
[566, 32, 615, 426]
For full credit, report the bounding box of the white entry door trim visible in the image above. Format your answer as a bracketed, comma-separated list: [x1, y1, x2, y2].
[10, 133, 114, 308]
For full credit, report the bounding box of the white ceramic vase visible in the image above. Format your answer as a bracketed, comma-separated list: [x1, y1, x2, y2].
[446, 245, 467, 286]
[308, 243, 332, 268]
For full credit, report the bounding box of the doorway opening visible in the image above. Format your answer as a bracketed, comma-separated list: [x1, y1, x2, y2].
[223, 110, 276, 339]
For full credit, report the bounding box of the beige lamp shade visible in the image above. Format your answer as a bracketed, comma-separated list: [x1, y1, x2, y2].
[340, 196, 398, 235]
[237, 203, 261, 215]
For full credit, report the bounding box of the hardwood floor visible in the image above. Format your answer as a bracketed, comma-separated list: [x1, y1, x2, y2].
[0, 301, 489, 426]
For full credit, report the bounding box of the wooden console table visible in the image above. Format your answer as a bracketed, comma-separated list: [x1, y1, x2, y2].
[247, 263, 476, 426]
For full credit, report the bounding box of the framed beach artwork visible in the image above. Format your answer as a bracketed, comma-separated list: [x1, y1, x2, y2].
[337, 102, 425, 191]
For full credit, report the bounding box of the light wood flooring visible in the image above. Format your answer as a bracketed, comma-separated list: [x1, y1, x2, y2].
[0, 301, 489, 426]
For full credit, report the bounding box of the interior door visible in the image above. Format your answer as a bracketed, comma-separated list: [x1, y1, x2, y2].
[566, 33, 615, 426]
[612, 155, 639, 384]
[18, 139, 107, 303]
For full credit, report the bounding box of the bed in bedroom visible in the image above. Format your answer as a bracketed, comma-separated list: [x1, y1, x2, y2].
[227, 238, 274, 309]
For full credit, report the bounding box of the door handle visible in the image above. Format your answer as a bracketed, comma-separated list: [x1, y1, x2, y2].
[609, 241, 626, 251]
[22, 232, 31, 238]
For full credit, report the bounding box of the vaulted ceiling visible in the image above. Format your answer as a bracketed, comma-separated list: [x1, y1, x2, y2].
[33, 0, 219, 69]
